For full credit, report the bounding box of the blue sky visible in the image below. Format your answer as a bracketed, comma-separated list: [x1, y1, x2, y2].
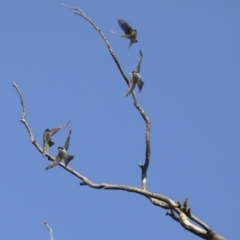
[1, 1, 239, 239]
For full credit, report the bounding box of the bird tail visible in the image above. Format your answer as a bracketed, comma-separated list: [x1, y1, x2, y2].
[64, 155, 74, 167]
[45, 164, 53, 171]
[137, 81, 144, 92]
[128, 41, 133, 49]
[49, 140, 54, 147]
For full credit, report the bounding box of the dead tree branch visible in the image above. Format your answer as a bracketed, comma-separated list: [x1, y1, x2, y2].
[12, 4, 226, 240]
[44, 221, 54, 240]
[62, 3, 151, 191]
[13, 82, 224, 240]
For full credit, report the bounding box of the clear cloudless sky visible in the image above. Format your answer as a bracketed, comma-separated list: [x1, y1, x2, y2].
[1, 1, 239, 239]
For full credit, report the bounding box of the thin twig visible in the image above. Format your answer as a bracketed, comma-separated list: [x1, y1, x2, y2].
[12, 82, 27, 120]
[12, 82, 39, 148]
[191, 215, 211, 232]
[44, 221, 54, 240]
[62, 4, 129, 85]
[136, 101, 151, 190]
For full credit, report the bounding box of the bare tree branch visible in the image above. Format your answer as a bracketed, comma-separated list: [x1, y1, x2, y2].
[13, 82, 225, 240]
[62, 4, 129, 85]
[44, 221, 53, 240]
[12, 82, 50, 157]
[13, 4, 226, 240]
[62, 3, 151, 191]
[136, 101, 151, 190]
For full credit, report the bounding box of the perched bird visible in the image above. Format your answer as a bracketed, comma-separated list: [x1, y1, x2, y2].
[125, 50, 144, 97]
[45, 129, 74, 170]
[112, 19, 138, 49]
[42, 120, 70, 157]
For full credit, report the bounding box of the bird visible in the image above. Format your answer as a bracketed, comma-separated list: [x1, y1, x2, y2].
[45, 129, 74, 170]
[125, 50, 144, 97]
[42, 120, 70, 157]
[111, 19, 138, 49]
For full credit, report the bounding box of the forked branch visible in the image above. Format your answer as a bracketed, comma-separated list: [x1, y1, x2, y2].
[12, 61, 224, 240]
[62, 3, 151, 190]
[12, 3, 226, 239]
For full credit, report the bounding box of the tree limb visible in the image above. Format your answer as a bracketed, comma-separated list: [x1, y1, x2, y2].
[44, 221, 54, 240]
[62, 3, 151, 191]
[13, 4, 226, 239]
[13, 81, 225, 240]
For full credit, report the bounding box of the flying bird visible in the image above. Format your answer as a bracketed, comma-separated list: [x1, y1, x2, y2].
[45, 129, 74, 170]
[112, 19, 138, 49]
[42, 120, 70, 157]
[125, 50, 144, 97]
